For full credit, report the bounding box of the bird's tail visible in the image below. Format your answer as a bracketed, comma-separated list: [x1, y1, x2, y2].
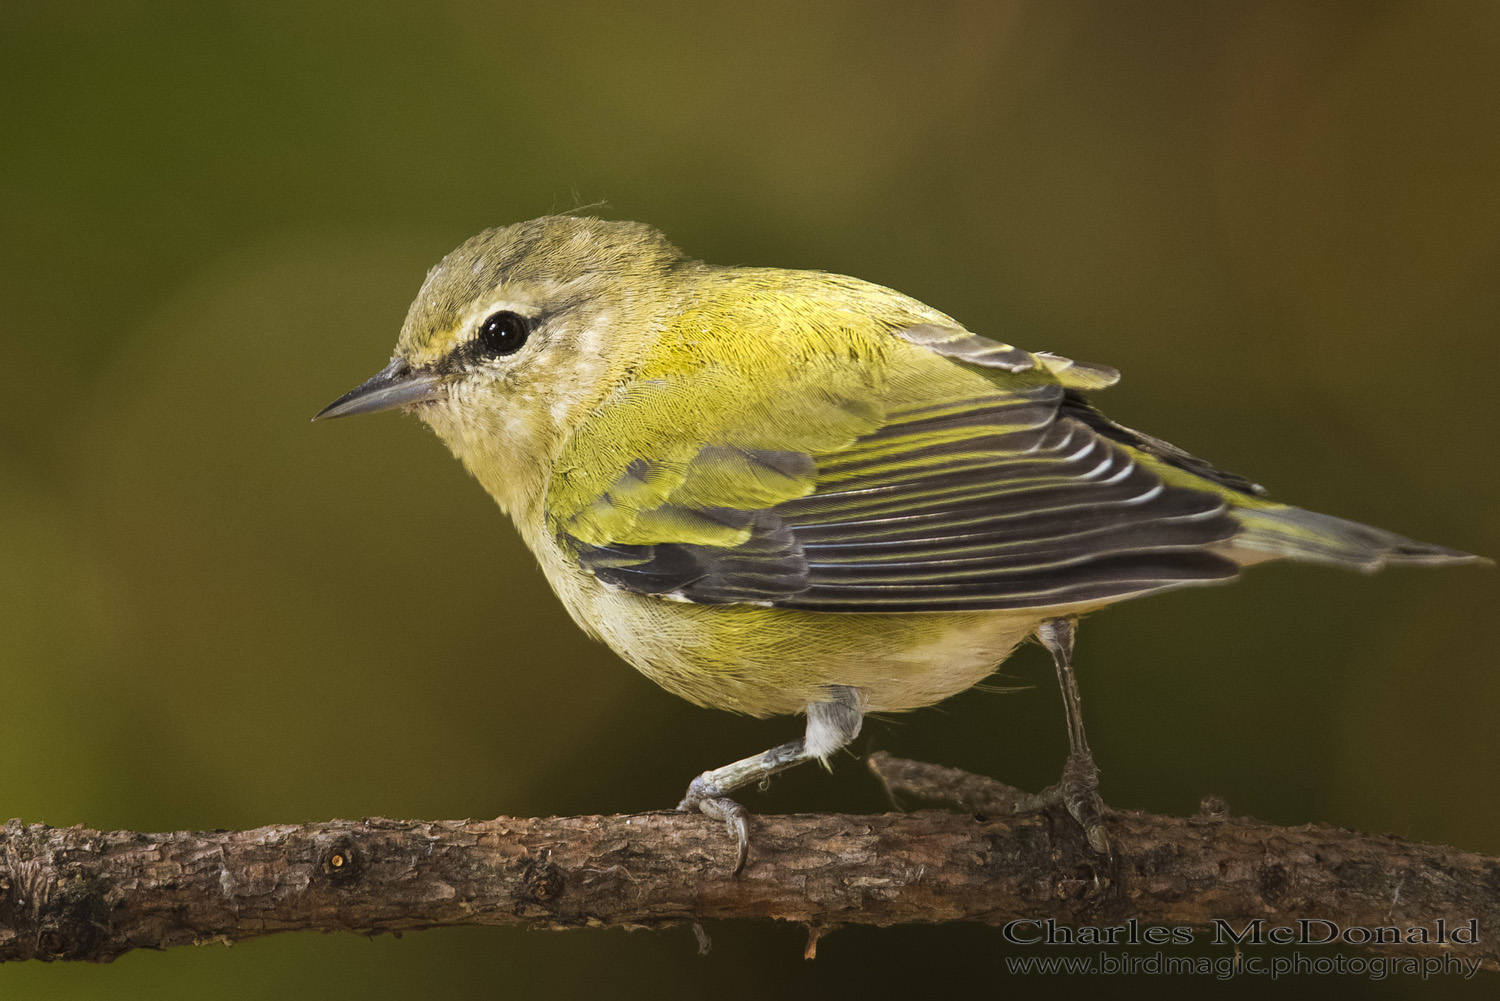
[1226, 504, 1485, 571]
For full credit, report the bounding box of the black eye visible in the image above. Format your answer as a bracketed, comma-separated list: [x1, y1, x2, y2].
[475, 311, 531, 356]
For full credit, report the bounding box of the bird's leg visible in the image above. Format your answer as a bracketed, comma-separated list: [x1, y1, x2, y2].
[678, 685, 865, 874]
[1034, 617, 1111, 854]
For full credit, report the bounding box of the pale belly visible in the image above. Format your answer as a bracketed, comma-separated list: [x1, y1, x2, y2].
[609, 598, 1045, 716]
[548, 553, 1070, 716]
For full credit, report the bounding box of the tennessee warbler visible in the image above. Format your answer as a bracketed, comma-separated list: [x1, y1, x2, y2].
[318, 215, 1481, 870]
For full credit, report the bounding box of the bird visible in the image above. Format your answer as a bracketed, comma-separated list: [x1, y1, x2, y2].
[316, 214, 1482, 871]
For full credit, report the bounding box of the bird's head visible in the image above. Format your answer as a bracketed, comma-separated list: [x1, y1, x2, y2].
[317, 215, 688, 517]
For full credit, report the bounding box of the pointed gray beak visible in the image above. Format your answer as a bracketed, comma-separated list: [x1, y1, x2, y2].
[314, 358, 446, 420]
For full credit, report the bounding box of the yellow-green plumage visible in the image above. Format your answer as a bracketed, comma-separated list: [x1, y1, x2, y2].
[318, 215, 1481, 857]
[530, 269, 1152, 714]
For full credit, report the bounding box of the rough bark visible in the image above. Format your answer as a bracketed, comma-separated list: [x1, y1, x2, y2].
[0, 755, 1494, 967]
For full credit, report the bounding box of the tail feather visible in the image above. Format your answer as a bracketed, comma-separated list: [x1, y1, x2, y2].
[1228, 505, 1485, 571]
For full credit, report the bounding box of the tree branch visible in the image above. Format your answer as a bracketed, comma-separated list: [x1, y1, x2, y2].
[1, 754, 1494, 967]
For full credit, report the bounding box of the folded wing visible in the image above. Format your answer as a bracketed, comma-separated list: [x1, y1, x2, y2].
[549, 323, 1247, 612]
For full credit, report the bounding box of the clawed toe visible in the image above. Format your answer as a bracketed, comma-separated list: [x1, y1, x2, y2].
[692, 795, 750, 874]
[1059, 751, 1110, 855]
[679, 776, 751, 874]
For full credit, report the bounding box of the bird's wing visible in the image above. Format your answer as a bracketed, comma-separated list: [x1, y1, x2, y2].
[546, 316, 1247, 612]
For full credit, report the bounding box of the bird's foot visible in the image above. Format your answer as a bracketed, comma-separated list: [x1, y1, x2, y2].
[678, 774, 750, 875]
[1058, 750, 1110, 855]
[1033, 617, 1111, 856]
[1015, 753, 1109, 855]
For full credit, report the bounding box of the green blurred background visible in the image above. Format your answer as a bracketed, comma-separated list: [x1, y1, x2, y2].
[3, 1, 1497, 997]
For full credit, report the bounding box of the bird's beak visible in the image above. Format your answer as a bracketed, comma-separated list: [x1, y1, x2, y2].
[314, 358, 446, 420]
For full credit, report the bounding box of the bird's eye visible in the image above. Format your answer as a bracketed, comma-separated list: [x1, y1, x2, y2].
[475, 311, 531, 356]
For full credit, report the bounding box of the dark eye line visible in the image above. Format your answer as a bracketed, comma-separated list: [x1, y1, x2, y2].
[437, 309, 545, 372]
